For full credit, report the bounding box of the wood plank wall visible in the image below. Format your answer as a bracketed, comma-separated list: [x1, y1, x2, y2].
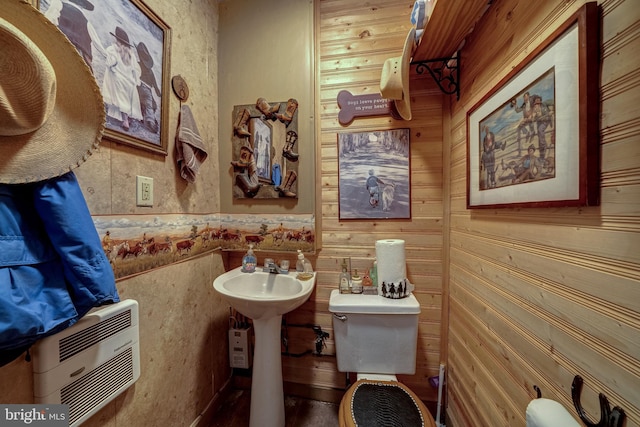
[229, 0, 445, 401]
[446, 0, 640, 426]
[230, 1, 639, 424]
[313, 0, 445, 401]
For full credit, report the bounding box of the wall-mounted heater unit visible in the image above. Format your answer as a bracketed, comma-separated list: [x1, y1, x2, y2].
[32, 299, 140, 427]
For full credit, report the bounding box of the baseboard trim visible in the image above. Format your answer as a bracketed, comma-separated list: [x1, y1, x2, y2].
[189, 376, 233, 427]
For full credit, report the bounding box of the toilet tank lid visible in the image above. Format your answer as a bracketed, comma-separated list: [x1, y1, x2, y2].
[329, 290, 420, 314]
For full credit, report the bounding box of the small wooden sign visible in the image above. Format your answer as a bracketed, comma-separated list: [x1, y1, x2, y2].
[337, 90, 400, 125]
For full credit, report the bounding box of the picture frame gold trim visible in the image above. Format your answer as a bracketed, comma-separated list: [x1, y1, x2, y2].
[37, 0, 171, 156]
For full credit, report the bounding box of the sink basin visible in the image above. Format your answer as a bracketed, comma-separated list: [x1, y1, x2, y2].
[213, 266, 316, 427]
[213, 267, 315, 320]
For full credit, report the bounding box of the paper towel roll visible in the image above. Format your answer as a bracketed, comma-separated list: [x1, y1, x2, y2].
[525, 398, 581, 427]
[375, 239, 406, 287]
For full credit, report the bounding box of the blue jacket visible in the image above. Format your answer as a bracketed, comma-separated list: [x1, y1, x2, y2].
[0, 172, 119, 366]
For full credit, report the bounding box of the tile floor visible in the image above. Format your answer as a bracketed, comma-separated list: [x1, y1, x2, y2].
[209, 389, 340, 427]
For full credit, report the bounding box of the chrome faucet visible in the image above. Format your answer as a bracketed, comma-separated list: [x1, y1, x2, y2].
[264, 259, 279, 274]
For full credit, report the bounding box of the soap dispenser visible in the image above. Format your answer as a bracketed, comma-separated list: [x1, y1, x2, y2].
[296, 250, 305, 272]
[242, 244, 257, 273]
[296, 249, 313, 273]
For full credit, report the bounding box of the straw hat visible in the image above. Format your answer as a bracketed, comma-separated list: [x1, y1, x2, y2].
[380, 27, 415, 121]
[0, 0, 105, 184]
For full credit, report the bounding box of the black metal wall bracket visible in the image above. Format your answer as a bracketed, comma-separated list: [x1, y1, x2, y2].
[411, 52, 460, 100]
[571, 375, 626, 427]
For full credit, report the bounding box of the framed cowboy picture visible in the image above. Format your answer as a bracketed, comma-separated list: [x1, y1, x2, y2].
[466, 3, 599, 208]
[37, 0, 171, 155]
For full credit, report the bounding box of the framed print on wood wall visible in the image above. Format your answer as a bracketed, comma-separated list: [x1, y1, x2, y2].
[38, 0, 171, 155]
[466, 2, 599, 209]
[338, 128, 411, 220]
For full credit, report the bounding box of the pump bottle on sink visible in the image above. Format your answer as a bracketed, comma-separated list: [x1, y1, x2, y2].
[241, 244, 257, 273]
[296, 249, 313, 273]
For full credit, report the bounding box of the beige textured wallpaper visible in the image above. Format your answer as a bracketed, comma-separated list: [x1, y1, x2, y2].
[218, 0, 316, 214]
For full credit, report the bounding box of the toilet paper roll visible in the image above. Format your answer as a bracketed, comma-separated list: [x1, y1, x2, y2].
[525, 398, 581, 427]
[375, 239, 406, 288]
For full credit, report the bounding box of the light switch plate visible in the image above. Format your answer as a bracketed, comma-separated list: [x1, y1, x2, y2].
[136, 175, 153, 207]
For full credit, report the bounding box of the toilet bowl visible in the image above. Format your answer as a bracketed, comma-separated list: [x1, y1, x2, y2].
[329, 290, 435, 426]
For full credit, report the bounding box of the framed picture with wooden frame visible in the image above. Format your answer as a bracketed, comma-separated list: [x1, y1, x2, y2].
[466, 2, 599, 209]
[37, 0, 171, 155]
[338, 128, 411, 220]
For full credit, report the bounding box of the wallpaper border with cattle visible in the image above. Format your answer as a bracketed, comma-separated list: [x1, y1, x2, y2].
[95, 213, 315, 279]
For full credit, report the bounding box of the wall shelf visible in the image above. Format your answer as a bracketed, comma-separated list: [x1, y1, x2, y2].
[411, 0, 491, 97]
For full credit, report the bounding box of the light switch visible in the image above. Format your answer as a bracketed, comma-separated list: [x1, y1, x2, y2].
[136, 175, 153, 207]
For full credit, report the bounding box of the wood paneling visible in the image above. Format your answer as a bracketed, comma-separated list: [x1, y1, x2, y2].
[412, 0, 489, 61]
[313, 0, 445, 402]
[264, 2, 640, 426]
[447, 0, 640, 426]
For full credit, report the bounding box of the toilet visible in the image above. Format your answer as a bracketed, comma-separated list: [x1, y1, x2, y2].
[329, 290, 436, 427]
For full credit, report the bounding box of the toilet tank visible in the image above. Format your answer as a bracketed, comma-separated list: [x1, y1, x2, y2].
[329, 290, 420, 375]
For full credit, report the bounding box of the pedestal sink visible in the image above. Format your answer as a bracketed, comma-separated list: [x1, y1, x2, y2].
[213, 266, 316, 427]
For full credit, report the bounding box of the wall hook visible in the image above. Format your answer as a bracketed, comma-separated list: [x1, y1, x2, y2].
[533, 385, 542, 398]
[571, 375, 626, 427]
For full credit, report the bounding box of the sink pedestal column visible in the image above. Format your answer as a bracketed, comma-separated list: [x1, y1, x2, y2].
[250, 314, 285, 427]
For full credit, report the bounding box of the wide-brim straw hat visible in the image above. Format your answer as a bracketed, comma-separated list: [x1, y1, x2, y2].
[380, 27, 415, 121]
[0, 0, 104, 184]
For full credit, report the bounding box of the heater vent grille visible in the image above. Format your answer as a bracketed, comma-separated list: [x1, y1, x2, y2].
[59, 310, 131, 362]
[61, 348, 134, 425]
[33, 299, 140, 427]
